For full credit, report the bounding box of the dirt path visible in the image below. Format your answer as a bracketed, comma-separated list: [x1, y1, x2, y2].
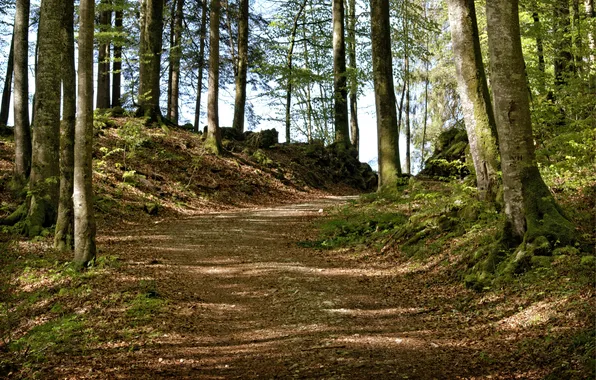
[65, 197, 538, 379]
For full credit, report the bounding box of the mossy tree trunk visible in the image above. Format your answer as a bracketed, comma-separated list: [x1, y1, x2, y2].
[193, 0, 207, 132]
[486, 0, 575, 247]
[74, 0, 97, 266]
[206, 0, 222, 154]
[96, 0, 111, 110]
[447, 0, 500, 202]
[13, 0, 31, 186]
[232, 0, 249, 134]
[137, 0, 164, 122]
[347, 0, 359, 152]
[0, 33, 13, 126]
[554, 0, 575, 87]
[55, 0, 76, 252]
[370, 0, 401, 188]
[26, 0, 64, 237]
[332, 0, 350, 146]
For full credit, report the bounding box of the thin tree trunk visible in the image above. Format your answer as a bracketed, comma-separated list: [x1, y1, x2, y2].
[232, 0, 249, 133]
[447, 0, 500, 201]
[194, 0, 208, 131]
[26, 0, 65, 237]
[405, 73, 410, 175]
[96, 0, 111, 110]
[347, 0, 359, 151]
[532, 11, 546, 93]
[396, 79, 406, 134]
[303, 35, 313, 143]
[332, 0, 349, 145]
[74, 0, 97, 266]
[285, 0, 308, 143]
[206, 0, 222, 154]
[421, 58, 429, 168]
[586, 0, 595, 87]
[55, 0, 76, 251]
[0, 33, 14, 126]
[486, 0, 574, 246]
[371, 0, 401, 188]
[404, 0, 410, 174]
[573, 0, 583, 71]
[168, 0, 183, 124]
[13, 0, 31, 185]
[138, 0, 164, 121]
[554, 0, 575, 86]
[112, 10, 123, 108]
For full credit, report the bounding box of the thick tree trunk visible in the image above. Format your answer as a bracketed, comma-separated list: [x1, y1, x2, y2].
[168, 0, 183, 124]
[447, 0, 500, 202]
[138, 0, 164, 122]
[0, 34, 14, 126]
[26, 0, 64, 236]
[194, 0, 208, 132]
[285, 0, 308, 143]
[55, 0, 76, 251]
[486, 0, 575, 246]
[96, 0, 111, 110]
[206, 0, 222, 154]
[347, 0, 358, 151]
[74, 0, 97, 266]
[332, 0, 350, 145]
[370, 0, 401, 188]
[13, 0, 31, 185]
[232, 0, 249, 133]
[112, 10, 123, 108]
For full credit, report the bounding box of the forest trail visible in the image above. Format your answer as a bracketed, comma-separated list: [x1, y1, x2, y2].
[64, 197, 532, 379]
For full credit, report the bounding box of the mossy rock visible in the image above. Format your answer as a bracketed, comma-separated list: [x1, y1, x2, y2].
[221, 127, 244, 141]
[251, 149, 274, 166]
[245, 129, 278, 148]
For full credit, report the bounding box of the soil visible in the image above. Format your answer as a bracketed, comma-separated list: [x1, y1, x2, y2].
[40, 196, 576, 380]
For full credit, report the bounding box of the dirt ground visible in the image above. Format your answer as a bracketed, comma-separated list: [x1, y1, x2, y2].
[37, 196, 586, 379]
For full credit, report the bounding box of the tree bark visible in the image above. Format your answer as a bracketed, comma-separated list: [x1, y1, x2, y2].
[13, 0, 31, 185]
[486, 0, 575, 246]
[332, 0, 349, 145]
[447, 0, 500, 201]
[347, 0, 358, 152]
[405, 75, 410, 175]
[55, 0, 76, 252]
[138, 0, 164, 122]
[194, 0, 208, 132]
[554, 0, 575, 87]
[206, 0, 222, 154]
[285, 0, 308, 143]
[586, 0, 595, 87]
[0, 33, 14, 126]
[531, 11, 546, 94]
[403, 0, 410, 175]
[370, 0, 401, 188]
[168, 0, 183, 124]
[96, 0, 111, 110]
[112, 10, 123, 108]
[74, 0, 97, 266]
[232, 0, 249, 133]
[25, 0, 64, 237]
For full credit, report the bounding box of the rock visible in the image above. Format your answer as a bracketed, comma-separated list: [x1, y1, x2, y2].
[245, 129, 278, 148]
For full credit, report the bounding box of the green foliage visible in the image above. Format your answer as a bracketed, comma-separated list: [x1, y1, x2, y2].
[118, 118, 150, 152]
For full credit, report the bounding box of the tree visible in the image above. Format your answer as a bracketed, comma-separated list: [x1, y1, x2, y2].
[206, 0, 222, 154]
[370, 0, 401, 188]
[193, 0, 208, 131]
[55, 0, 76, 251]
[332, 0, 349, 145]
[137, 0, 164, 121]
[553, 0, 575, 87]
[167, 0, 184, 124]
[112, 7, 123, 108]
[25, 0, 65, 236]
[486, 0, 574, 246]
[446, 0, 500, 202]
[96, 0, 112, 110]
[231, 0, 249, 133]
[13, 0, 31, 186]
[346, 0, 359, 151]
[0, 33, 13, 126]
[74, 0, 97, 265]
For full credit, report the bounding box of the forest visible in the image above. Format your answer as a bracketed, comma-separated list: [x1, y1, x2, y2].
[0, 0, 594, 378]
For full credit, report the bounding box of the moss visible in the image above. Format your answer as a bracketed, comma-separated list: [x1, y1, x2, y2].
[580, 255, 595, 267]
[203, 134, 222, 155]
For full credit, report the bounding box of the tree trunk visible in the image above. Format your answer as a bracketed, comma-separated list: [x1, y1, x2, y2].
[370, 0, 401, 188]
[396, 79, 406, 134]
[447, 0, 500, 202]
[332, 0, 350, 145]
[554, 0, 575, 87]
[347, 0, 359, 151]
[13, 0, 31, 186]
[587, 0, 595, 87]
[285, 0, 308, 143]
[112, 10, 123, 108]
[168, 0, 183, 124]
[486, 0, 575, 246]
[232, 0, 249, 133]
[96, 0, 111, 110]
[404, 74, 410, 175]
[74, 0, 97, 266]
[138, 0, 164, 122]
[0, 34, 14, 126]
[194, 0, 208, 132]
[206, 0, 222, 154]
[532, 11, 546, 93]
[26, 0, 64, 237]
[403, 0, 410, 175]
[573, 0, 583, 71]
[55, 0, 76, 252]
